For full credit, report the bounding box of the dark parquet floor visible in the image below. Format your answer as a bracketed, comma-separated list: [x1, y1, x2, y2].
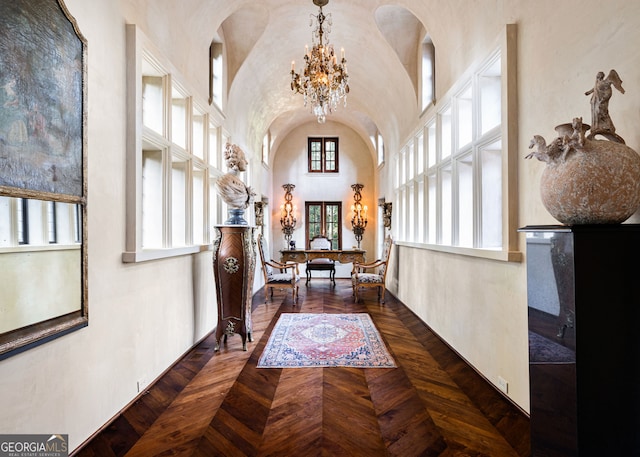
[74, 279, 530, 457]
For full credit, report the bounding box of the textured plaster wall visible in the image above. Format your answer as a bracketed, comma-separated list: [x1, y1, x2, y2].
[0, 0, 217, 450]
[381, 0, 640, 413]
[0, 0, 638, 452]
[270, 120, 377, 280]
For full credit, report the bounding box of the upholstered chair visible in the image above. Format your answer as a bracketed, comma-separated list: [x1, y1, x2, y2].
[352, 237, 393, 303]
[257, 234, 299, 303]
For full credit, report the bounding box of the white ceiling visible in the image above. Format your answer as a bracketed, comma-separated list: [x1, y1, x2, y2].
[202, 0, 428, 154]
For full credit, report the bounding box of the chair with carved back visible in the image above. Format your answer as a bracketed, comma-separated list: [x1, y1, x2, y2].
[351, 236, 393, 303]
[257, 234, 299, 303]
[305, 235, 336, 285]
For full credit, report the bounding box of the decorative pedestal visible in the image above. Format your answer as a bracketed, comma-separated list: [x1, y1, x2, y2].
[521, 225, 640, 456]
[212, 225, 256, 351]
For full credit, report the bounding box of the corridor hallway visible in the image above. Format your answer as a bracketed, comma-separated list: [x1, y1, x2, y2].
[76, 280, 529, 456]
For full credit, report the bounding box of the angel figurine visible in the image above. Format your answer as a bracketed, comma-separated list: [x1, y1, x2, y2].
[585, 69, 625, 143]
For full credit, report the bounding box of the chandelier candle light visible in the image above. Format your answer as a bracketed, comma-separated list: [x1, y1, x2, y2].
[290, 0, 349, 123]
[351, 183, 367, 249]
[280, 184, 297, 244]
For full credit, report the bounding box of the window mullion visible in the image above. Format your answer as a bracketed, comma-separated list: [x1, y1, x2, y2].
[185, 95, 194, 246]
[451, 160, 459, 246]
[185, 158, 193, 246]
[163, 147, 172, 248]
[162, 73, 172, 248]
[451, 95, 459, 247]
[436, 165, 443, 245]
[473, 145, 482, 248]
[323, 139, 327, 172]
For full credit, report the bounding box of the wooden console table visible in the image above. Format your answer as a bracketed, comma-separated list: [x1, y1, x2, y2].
[280, 249, 366, 265]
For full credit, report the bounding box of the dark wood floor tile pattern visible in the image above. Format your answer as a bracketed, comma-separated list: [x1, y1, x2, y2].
[192, 319, 283, 456]
[74, 280, 529, 457]
[257, 368, 323, 457]
[397, 305, 530, 456]
[322, 367, 387, 456]
[365, 367, 447, 456]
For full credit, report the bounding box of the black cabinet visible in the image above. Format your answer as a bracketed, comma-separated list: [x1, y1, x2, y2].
[521, 225, 640, 456]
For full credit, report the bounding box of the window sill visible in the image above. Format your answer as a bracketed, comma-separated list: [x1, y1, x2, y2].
[122, 244, 212, 263]
[0, 244, 81, 254]
[395, 240, 522, 262]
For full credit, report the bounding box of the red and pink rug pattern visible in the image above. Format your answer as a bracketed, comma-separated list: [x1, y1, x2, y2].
[258, 313, 396, 368]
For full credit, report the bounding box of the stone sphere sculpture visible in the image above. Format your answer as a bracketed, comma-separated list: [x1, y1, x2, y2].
[526, 70, 640, 225]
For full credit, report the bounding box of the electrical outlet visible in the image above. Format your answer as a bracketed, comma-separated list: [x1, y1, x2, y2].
[137, 378, 147, 393]
[497, 376, 509, 394]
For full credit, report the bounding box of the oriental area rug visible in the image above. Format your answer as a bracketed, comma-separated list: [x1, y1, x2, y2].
[257, 313, 396, 368]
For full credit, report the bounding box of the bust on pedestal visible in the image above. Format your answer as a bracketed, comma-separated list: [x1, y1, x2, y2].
[213, 143, 256, 351]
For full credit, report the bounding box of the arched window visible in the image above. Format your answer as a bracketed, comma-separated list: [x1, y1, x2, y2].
[421, 35, 435, 111]
[209, 41, 224, 109]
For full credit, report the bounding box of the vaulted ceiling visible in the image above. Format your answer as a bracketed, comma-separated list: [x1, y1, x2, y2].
[133, 0, 435, 157]
[218, 0, 427, 156]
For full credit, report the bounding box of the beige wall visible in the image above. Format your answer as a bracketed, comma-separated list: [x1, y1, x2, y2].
[0, 0, 217, 450]
[0, 0, 638, 452]
[380, 0, 640, 413]
[269, 120, 377, 279]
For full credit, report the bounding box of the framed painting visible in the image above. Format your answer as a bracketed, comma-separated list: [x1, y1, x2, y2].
[0, 0, 88, 360]
[0, 0, 85, 198]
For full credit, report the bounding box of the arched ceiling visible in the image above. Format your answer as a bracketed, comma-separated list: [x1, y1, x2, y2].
[216, 0, 431, 156]
[138, 0, 433, 157]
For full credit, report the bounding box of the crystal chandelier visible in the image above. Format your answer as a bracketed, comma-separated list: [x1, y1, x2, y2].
[290, 0, 349, 123]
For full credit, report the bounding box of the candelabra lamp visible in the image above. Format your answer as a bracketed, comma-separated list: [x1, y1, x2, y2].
[351, 183, 368, 249]
[280, 184, 297, 243]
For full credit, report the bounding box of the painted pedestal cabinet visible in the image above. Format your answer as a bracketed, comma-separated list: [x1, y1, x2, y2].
[212, 225, 256, 351]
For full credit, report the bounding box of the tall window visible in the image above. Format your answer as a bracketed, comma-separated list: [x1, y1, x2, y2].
[306, 202, 342, 249]
[209, 41, 223, 109]
[394, 25, 518, 261]
[308, 137, 339, 173]
[124, 25, 225, 262]
[377, 132, 384, 166]
[421, 35, 435, 111]
[262, 131, 270, 166]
